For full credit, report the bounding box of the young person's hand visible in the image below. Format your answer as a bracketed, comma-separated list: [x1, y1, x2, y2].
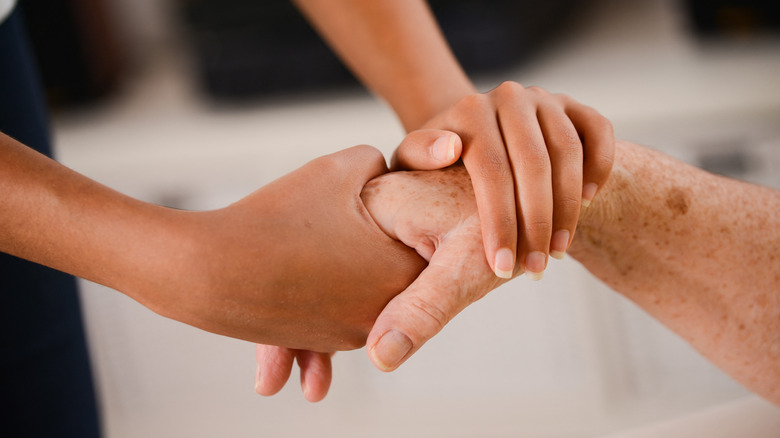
[255, 165, 511, 401]
[393, 83, 615, 280]
[155, 145, 428, 351]
[0, 134, 431, 353]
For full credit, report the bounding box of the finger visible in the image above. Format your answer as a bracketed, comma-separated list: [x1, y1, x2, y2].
[563, 99, 615, 206]
[537, 104, 583, 259]
[255, 344, 296, 396]
[390, 129, 463, 171]
[496, 99, 553, 280]
[296, 350, 333, 403]
[366, 228, 501, 372]
[459, 118, 518, 280]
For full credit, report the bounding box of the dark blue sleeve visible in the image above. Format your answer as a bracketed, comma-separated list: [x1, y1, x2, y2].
[0, 7, 101, 438]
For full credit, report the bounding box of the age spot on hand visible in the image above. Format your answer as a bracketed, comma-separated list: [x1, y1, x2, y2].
[665, 187, 691, 217]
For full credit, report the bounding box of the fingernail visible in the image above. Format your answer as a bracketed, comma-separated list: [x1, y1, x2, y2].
[493, 248, 515, 279]
[254, 365, 262, 394]
[550, 230, 570, 260]
[432, 134, 456, 162]
[371, 330, 413, 371]
[525, 251, 546, 281]
[582, 183, 598, 207]
[301, 376, 310, 401]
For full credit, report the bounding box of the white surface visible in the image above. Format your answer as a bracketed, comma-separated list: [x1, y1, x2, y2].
[53, 0, 780, 436]
[602, 396, 780, 438]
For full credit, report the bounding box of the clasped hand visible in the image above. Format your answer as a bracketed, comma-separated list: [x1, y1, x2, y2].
[254, 84, 615, 402]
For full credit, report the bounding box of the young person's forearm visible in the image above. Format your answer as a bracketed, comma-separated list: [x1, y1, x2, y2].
[570, 140, 780, 404]
[0, 132, 190, 303]
[1, 134, 426, 350]
[292, 0, 475, 131]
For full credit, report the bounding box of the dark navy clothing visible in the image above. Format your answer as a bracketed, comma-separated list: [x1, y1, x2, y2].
[0, 7, 101, 438]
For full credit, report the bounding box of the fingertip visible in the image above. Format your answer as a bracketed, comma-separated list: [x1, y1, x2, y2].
[582, 182, 598, 207]
[432, 133, 459, 163]
[493, 247, 515, 279]
[255, 345, 295, 396]
[393, 129, 463, 171]
[254, 364, 263, 395]
[550, 229, 570, 260]
[368, 329, 413, 372]
[524, 251, 547, 281]
[297, 351, 333, 403]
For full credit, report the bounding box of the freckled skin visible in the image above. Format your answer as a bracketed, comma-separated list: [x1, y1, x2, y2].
[364, 141, 780, 406]
[665, 187, 691, 217]
[362, 165, 507, 322]
[570, 141, 780, 404]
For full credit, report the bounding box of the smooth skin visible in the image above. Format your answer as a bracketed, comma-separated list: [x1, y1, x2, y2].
[258, 141, 780, 405]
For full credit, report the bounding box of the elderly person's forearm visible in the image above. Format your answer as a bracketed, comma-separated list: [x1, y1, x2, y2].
[569, 140, 780, 404]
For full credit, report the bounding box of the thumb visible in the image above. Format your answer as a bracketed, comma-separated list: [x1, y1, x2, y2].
[390, 129, 463, 171]
[366, 237, 501, 372]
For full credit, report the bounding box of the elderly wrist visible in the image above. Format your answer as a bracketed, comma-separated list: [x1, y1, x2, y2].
[571, 140, 638, 255]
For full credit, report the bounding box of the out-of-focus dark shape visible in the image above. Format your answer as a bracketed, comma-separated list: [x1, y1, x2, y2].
[19, 0, 123, 107]
[683, 0, 780, 38]
[180, 0, 352, 100]
[179, 0, 581, 101]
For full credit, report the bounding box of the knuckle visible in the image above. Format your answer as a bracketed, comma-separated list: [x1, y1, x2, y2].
[526, 85, 549, 96]
[524, 216, 553, 236]
[454, 93, 488, 114]
[475, 148, 513, 181]
[557, 195, 582, 214]
[495, 80, 524, 95]
[554, 92, 575, 105]
[354, 144, 385, 165]
[521, 146, 552, 175]
[558, 129, 584, 152]
[491, 81, 525, 105]
[555, 138, 584, 164]
[494, 212, 516, 229]
[406, 295, 449, 335]
[311, 153, 340, 174]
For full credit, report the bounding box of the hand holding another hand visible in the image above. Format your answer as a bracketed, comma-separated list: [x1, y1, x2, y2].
[394, 82, 614, 279]
[256, 165, 512, 401]
[141, 145, 427, 351]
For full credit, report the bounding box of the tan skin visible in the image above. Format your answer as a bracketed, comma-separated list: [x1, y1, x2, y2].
[258, 141, 780, 406]
[0, 133, 429, 351]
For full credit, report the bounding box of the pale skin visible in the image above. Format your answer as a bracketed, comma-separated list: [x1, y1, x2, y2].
[258, 140, 780, 406]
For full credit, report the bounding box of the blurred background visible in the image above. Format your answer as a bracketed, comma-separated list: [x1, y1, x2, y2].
[17, 0, 780, 436]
